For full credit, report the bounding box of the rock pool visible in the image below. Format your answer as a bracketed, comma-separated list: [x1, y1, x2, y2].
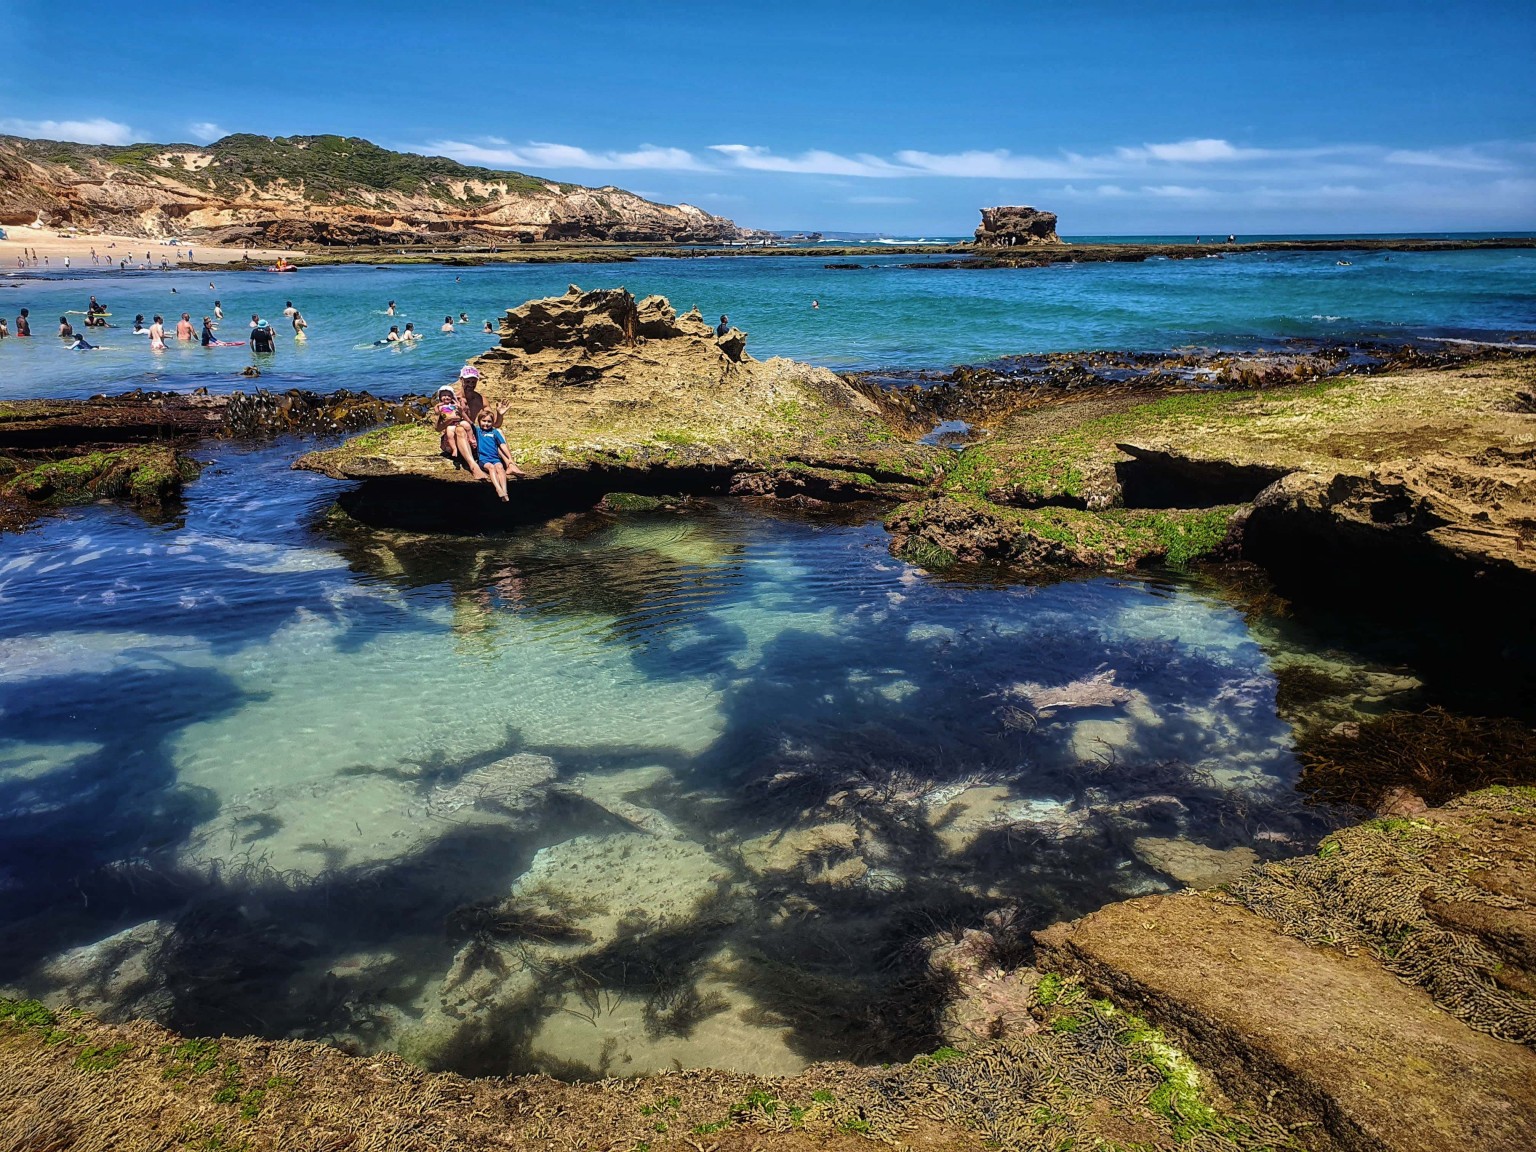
[0, 436, 1410, 1077]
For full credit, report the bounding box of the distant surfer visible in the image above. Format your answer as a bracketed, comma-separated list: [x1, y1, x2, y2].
[201, 317, 217, 346]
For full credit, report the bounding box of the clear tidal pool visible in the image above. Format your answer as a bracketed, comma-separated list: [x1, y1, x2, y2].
[0, 439, 1415, 1077]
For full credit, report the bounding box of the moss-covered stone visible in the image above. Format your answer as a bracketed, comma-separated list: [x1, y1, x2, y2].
[888, 496, 1240, 571]
[4, 446, 200, 509]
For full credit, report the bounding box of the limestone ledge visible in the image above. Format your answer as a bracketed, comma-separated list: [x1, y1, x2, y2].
[295, 286, 936, 496]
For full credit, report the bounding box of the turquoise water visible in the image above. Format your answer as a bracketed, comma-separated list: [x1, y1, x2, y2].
[0, 248, 1515, 1075]
[0, 442, 1398, 1075]
[3, 248, 1533, 397]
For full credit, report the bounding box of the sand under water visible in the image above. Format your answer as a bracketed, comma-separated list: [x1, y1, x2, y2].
[0, 437, 1438, 1079]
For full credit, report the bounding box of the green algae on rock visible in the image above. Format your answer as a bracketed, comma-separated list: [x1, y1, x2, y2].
[885, 496, 1242, 570]
[4, 445, 200, 510]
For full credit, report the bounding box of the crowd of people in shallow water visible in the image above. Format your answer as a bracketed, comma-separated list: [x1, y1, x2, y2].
[1, 287, 501, 359]
[3, 281, 529, 499]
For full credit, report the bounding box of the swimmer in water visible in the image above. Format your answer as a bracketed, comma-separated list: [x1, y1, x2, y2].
[386, 300, 396, 316]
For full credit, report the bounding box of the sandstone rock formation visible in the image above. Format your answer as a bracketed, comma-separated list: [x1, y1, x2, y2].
[974, 205, 1060, 247]
[1036, 786, 1536, 1152]
[0, 133, 747, 246]
[297, 286, 933, 526]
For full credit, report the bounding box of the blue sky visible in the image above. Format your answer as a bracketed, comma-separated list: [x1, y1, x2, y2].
[3, 0, 1533, 234]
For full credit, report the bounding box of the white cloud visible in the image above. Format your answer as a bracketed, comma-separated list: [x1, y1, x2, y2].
[426, 138, 707, 171]
[1383, 147, 1509, 172]
[1141, 185, 1213, 199]
[894, 149, 1086, 179]
[1117, 138, 1247, 163]
[0, 117, 135, 145]
[189, 122, 227, 143]
[710, 143, 912, 178]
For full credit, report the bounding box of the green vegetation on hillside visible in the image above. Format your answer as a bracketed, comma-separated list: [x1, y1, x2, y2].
[2, 132, 574, 203]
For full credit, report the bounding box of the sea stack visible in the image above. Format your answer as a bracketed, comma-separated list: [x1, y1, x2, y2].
[974, 206, 1060, 246]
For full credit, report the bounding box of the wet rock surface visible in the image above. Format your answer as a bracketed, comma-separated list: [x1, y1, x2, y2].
[0, 389, 432, 532]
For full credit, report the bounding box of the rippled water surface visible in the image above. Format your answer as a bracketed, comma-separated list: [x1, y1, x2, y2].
[0, 441, 1402, 1075]
[0, 248, 1498, 1075]
[3, 247, 1533, 398]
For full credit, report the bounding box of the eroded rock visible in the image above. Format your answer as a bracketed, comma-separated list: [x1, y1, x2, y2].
[974, 206, 1060, 247]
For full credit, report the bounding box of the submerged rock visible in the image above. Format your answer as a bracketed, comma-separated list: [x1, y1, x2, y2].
[1130, 837, 1259, 889]
[424, 753, 558, 818]
[739, 822, 860, 877]
[15, 920, 173, 1024]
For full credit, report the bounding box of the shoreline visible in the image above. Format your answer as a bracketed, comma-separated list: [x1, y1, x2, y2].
[234, 234, 1536, 269]
[0, 227, 301, 268]
[10, 233, 1530, 273]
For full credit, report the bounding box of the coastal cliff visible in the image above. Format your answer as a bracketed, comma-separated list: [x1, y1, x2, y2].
[0, 134, 749, 246]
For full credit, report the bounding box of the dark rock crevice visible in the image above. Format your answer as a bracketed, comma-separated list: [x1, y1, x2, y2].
[1113, 442, 1292, 509]
[333, 461, 910, 533]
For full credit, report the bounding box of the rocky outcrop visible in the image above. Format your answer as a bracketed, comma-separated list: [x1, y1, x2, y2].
[0, 134, 748, 246]
[974, 205, 1060, 247]
[297, 287, 933, 528]
[1035, 787, 1536, 1152]
[884, 496, 1242, 571]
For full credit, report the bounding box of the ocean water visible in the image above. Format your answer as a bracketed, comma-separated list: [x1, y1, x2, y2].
[0, 246, 1518, 1076]
[2, 246, 1533, 398]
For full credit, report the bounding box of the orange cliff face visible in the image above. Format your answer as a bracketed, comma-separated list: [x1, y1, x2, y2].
[0, 134, 748, 246]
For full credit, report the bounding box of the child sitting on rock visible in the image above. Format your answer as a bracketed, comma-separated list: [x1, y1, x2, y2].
[471, 409, 524, 501]
[434, 385, 466, 464]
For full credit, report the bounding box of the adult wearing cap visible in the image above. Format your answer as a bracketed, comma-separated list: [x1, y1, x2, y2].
[249, 319, 276, 353]
[446, 366, 509, 478]
[454, 365, 509, 425]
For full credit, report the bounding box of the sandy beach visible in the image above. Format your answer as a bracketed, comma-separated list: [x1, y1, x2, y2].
[0, 226, 299, 268]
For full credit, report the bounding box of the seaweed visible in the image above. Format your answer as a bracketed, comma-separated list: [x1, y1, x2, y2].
[1296, 706, 1536, 807]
